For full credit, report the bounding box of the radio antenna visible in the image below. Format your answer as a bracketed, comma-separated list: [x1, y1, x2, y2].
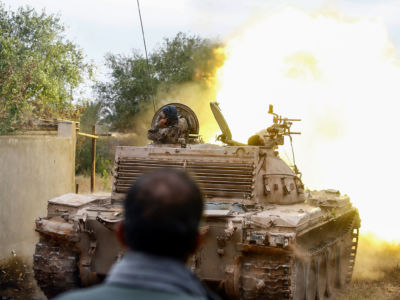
[136, 0, 156, 112]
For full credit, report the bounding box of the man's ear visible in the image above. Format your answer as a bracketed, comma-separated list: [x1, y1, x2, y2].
[116, 222, 128, 247]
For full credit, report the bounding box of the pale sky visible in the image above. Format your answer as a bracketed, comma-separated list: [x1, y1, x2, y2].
[3, 0, 400, 75]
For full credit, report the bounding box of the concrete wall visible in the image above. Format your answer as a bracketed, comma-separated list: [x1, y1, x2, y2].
[0, 122, 75, 260]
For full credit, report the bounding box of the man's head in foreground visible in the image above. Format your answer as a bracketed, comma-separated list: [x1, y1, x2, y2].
[55, 169, 218, 300]
[118, 168, 203, 261]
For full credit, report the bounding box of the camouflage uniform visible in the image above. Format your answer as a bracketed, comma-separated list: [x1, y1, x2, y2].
[147, 116, 188, 144]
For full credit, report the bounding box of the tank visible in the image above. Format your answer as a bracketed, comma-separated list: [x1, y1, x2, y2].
[33, 103, 360, 299]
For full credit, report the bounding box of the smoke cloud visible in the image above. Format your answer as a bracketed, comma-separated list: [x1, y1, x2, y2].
[215, 7, 400, 240]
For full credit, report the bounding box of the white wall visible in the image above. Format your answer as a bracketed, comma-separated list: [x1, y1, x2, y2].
[0, 122, 75, 260]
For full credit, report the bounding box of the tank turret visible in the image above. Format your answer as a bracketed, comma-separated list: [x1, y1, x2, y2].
[210, 101, 305, 205]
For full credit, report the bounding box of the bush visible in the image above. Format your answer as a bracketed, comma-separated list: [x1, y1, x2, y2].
[75, 136, 113, 178]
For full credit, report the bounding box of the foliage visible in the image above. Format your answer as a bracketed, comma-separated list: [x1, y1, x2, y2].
[75, 102, 112, 177]
[96, 32, 221, 131]
[95, 52, 153, 131]
[75, 136, 113, 177]
[152, 32, 220, 86]
[0, 3, 92, 134]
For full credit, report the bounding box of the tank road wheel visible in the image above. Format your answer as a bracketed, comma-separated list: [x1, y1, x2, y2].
[337, 242, 347, 288]
[293, 258, 306, 299]
[33, 236, 80, 298]
[305, 258, 317, 300]
[224, 261, 241, 300]
[316, 252, 328, 300]
[326, 244, 338, 297]
[338, 229, 355, 288]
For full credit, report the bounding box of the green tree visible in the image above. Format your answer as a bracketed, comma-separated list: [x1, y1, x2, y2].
[96, 52, 154, 131]
[152, 32, 221, 85]
[75, 102, 113, 177]
[0, 3, 93, 134]
[96, 32, 221, 131]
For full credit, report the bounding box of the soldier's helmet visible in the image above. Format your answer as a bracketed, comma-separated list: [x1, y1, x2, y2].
[162, 105, 178, 121]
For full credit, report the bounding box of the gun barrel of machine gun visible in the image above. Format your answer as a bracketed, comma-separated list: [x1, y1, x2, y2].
[284, 118, 302, 122]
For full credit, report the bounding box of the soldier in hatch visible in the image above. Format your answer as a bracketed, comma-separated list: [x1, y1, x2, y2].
[147, 105, 188, 144]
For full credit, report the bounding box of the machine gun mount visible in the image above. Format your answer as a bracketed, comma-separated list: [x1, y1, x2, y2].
[265, 104, 301, 146]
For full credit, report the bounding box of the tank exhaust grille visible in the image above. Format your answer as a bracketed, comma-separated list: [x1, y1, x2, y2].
[114, 158, 255, 200]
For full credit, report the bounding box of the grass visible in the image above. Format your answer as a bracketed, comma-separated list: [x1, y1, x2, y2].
[75, 174, 112, 194]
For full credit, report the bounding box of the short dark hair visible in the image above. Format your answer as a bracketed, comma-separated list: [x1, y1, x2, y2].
[123, 169, 203, 260]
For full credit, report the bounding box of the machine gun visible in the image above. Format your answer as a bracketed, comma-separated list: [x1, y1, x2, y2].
[265, 104, 301, 145]
[265, 104, 301, 175]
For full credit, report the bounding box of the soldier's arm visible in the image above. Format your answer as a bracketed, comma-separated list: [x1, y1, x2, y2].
[158, 118, 168, 128]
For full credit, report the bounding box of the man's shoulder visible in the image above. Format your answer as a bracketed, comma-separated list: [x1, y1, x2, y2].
[55, 284, 207, 300]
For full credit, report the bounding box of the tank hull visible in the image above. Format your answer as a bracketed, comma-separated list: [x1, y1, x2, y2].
[33, 144, 360, 299]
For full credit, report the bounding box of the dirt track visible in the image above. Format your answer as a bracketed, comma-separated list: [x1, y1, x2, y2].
[337, 280, 400, 300]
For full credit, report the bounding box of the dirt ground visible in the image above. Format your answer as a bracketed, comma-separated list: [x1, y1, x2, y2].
[0, 257, 45, 300]
[337, 280, 400, 300]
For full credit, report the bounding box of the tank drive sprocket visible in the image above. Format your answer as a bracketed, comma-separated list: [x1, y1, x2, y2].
[33, 236, 80, 298]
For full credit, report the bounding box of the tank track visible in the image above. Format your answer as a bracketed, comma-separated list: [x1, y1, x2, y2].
[33, 236, 80, 298]
[240, 252, 293, 299]
[346, 227, 359, 284]
[239, 211, 360, 299]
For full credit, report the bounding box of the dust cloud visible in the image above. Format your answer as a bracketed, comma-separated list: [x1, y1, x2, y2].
[354, 234, 400, 281]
